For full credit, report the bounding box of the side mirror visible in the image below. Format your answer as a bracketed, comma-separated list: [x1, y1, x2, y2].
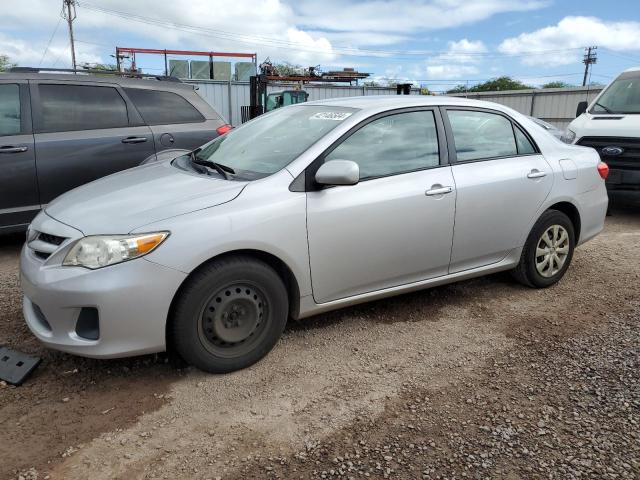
[315, 160, 359, 186]
[576, 101, 588, 117]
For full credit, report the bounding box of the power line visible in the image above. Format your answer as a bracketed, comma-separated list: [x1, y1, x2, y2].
[77, 2, 585, 60]
[39, 15, 63, 66]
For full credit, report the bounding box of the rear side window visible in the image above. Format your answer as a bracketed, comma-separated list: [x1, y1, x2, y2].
[0, 84, 21, 136]
[514, 126, 536, 154]
[448, 110, 517, 161]
[38, 84, 129, 132]
[326, 111, 440, 180]
[124, 88, 204, 125]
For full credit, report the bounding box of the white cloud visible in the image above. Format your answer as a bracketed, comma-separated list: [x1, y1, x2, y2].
[430, 39, 487, 64]
[0, 33, 102, 67]
[499, 16, 640, 66]
[0, 0, 551, 70]
[426, 64, 479, 79]
[424, 39, 486, 79]
[293, 0, 547, 34]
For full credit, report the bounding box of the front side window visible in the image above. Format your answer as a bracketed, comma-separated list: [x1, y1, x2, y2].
[38, 84, 128, 132]
[190, 105, 357, 179]
[0, 84, 21, 136]
[326, 111, 440, 180]
[592, 72, 640, 114]
[124, 88, 204, 125]
[448, 110, 517, 161]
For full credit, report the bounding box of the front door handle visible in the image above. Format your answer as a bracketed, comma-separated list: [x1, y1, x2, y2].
[527, 169, 547, 179]
[121, 136, 148, 144]
[0, 145, 28, 154]
[425, 185, 453, 196]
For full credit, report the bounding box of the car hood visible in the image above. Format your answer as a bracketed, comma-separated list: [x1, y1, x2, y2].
[570, 112, 640, 139]
[45, 160, 246, 234]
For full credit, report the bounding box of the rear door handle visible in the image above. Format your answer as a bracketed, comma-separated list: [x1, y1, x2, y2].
[425, 186, 453, 196]
[0, 145, 28, 153]
[527, 169, 547, 179]
[121, 136, 148, 144]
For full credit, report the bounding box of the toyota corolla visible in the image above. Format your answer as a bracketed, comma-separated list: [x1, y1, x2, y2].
[20, 96, 609, 373]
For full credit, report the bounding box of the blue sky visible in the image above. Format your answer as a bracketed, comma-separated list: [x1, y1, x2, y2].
[2, 0, 640, 92]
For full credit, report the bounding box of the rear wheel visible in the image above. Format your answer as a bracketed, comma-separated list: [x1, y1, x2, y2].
[170, 256, 288, 373]
[512, 210, 575, 288]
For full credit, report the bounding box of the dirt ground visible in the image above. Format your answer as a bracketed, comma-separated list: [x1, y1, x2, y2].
[1, 209, 638, 480]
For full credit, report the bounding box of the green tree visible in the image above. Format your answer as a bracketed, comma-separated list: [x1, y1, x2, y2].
[541, 81, 573, 89]
[0, 55, 16, 72]
[447, 76, 532, 94]
[81, 63, 117, 71]
[274, 62, 304, 76]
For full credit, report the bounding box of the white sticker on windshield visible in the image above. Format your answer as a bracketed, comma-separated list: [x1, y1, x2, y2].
[310, 111, 353, 121]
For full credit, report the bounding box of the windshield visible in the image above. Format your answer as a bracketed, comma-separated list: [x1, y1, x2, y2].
[591, 71, 640, 114]
[187, 105, 357, 180]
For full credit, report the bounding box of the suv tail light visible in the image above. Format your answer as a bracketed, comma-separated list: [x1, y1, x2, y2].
[597, 161, 609, 180]
[216, 124, 233, 136]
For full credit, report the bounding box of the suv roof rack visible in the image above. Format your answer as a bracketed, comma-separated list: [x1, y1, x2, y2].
[8, 67, 182, 82]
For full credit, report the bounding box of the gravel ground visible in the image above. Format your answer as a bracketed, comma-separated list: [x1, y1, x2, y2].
[1, 209, 638, 480]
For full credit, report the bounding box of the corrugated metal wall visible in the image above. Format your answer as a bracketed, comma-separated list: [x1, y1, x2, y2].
[450, 87, 604, 129]
[186, 80, 416, 126]
[187, 80, 603, 130]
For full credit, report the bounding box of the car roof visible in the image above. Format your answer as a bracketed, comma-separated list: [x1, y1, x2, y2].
[304, 95, 513, 112]
[1, 72, 194, 91]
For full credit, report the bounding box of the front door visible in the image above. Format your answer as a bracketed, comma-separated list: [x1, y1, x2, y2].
[0, 81, 39, 230]
[306, 109, 456, 303]
[443, 108, 553, 272]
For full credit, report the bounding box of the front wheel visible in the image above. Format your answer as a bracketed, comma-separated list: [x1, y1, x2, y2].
[170, 256, 289, 373]
[511, 210, 576, 288]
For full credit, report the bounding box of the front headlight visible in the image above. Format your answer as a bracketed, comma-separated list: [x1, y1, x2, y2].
[561, 129, 576, 144]
[63, 232, 169, 269]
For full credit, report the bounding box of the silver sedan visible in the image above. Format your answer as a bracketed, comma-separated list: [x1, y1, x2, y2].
[20, 96, 609, 373]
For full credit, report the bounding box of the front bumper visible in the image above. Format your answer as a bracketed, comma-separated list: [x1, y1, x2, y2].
[606, 169, 640, 205]
[20, 216, 187, 359]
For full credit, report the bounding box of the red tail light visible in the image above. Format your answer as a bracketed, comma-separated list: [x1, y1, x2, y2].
[216, 124, 233, 136]
[597, 161, 609, 180]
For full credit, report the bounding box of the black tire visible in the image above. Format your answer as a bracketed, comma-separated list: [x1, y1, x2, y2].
[170, 255, 288, 373]
[511, 210, 576, 288]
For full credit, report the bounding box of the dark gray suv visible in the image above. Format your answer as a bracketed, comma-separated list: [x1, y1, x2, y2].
[0, 71, 228, 232]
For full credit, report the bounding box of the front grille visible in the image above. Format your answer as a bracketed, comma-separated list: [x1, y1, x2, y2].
[38, 232, 66, 246]
[29, 231, 68, 262]
[577, 137, 640, 169]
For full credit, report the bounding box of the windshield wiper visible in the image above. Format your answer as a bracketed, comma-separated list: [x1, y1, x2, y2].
[189, 151, 235, 180]
[594, 101, 616, 114]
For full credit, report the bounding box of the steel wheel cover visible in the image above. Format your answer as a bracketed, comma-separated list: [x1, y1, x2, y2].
[197, 282, 269, 358]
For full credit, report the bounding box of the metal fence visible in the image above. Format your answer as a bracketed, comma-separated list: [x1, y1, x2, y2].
[186, 80, 417, 126]
[187, 80, 604, 130]
[449, 86, 604, 130]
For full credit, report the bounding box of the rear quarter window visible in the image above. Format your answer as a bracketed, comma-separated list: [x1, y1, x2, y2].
[124, 88, 205, 125]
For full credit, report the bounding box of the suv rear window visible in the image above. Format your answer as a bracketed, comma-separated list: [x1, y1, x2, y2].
[38, 84, 129, 132]
[124, 88, 205, 125]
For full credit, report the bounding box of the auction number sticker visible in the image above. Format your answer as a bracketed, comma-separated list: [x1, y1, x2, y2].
[310, 112, 353, 121]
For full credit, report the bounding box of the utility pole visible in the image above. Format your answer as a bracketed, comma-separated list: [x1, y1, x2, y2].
[62, 0, 77, 71]
[582, 46, 597, 87]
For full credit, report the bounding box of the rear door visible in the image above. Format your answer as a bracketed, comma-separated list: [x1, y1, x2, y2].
[31, 81, 156, 204]
[123, 87, 222, 151]
[443, 107, 553, 272]
[0, 80, 39, 230]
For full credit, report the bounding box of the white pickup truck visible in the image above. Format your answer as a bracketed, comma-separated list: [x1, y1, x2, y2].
[564, 67, 640, 205]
